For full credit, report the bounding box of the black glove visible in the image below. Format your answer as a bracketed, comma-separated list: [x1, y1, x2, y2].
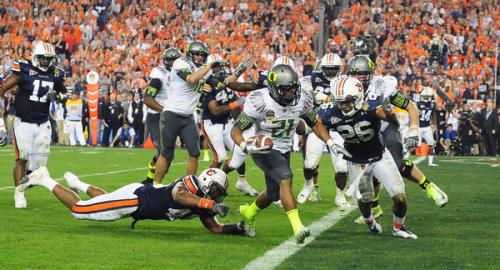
[212, 203, 229, 218]
[47, 90, 58, 102]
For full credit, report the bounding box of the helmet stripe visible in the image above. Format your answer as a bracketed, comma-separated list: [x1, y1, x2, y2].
[337, 76, 346, 97]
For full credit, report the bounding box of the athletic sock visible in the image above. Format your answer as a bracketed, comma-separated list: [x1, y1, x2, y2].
[418, 176, 431, 190]
[146, 162, 156, 179]
[393, 214, 406, 230]
[30, 176, 59, 192]
[245, 201, 261, 218]
[286, 208, 304, 233]
[428, 155, 434, 164]
[371, 195, 380, 208]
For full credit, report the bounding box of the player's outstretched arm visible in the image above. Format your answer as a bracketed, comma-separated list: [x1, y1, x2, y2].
[207, 99, 240, 116]
[0, 73, 21, 97]
[172, 184, 229, 217]
[376, 107, 399, 126]
[199, 215, 246, 235]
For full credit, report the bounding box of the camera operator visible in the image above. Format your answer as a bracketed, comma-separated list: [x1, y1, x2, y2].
[428, 34, 449, 74]
[458, 104, 479, 155]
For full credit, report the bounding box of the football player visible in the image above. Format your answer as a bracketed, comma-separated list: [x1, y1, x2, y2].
[0, 41, 66, 208]
[153, 41, 212, 184]
[346, 56, 447, 224]
[319, 76, 417, 239]
[417, 86, 438, 166]
[231, 64, 340, 244]
[17, 167, 247, 235]
[143, 47, 181, 183]
[297, 53, 349, 206]
[200, 54, 258, 196]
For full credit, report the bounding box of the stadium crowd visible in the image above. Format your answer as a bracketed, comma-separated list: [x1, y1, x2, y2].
[0, 0, 498, 155]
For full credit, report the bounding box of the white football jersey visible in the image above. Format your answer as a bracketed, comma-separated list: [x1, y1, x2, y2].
[163, 58, 204, 116]
[244, 88, 314, 154]
[148, 66, 171, 114]
[299, 75, 313, 93]
[364, 75, 398, 132]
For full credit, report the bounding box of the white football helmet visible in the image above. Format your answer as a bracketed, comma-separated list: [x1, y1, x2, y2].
[272, 56, 296, 70]
[330, 75, 364, 116]
[31, 41, 57, 72]
[198, 168, 228, 203]
[206, 54, 226, 66]
[421, 86, 434, 102]
[319, 53, 343, 80]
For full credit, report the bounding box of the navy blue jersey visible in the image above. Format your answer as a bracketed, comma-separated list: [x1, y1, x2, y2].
[201, 75, 236, 124]
[318, 103, 384, 163]
[131, 175, 214, 221]
[417, 100, 435, 128]
[252, 70, 268, 89]
[12, 59, 66, 124]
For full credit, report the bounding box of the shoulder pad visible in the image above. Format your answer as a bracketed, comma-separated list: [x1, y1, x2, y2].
[247, 90, 266, 113]
[182, 175, 200, 194]
[149, 67, 166, 79]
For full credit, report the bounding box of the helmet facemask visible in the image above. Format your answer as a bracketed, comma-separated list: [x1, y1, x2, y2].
[321, 65, 341, 81]
[33, 55, 57, 72]
[267, 64, 301, 107]
[201, 181, 227, 203]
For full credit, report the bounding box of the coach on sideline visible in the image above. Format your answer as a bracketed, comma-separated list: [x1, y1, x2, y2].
[153, 41, 213, 183]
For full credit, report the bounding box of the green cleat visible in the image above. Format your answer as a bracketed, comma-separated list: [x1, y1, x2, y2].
[238, 204, 256, 237]
[294, 226, 311, 245]
[426, 182, 448, 207]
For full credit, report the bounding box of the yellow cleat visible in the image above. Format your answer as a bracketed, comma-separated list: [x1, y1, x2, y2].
[238, 204, 256, 237]
[426, 183, 448, 207]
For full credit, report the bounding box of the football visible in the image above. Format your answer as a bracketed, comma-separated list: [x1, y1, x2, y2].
[247, 134, 273, 149]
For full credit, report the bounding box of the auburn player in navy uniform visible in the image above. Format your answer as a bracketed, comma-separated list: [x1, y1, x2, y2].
[0, 41, 66, 208]
[417, 87, 438, 166]
[17, 167, 247, 235]
[318, 76, 417, 239]
[297, 53, 349, 206]
[200, 54, 258, 196]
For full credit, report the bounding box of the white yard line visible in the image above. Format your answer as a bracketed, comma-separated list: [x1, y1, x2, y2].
[0, 161, 186, 191]
[243, 156, 426, 270]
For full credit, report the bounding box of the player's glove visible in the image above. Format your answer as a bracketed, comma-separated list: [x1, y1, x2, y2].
[327, 139, 352, 158]
[405, 125, 419, 150]
[240, 141, 270, 155]
[0, 130, 6, 147]
[234, 58, 250, 77]
[212, 203, 229, 218]
[47, 90, 58, 102]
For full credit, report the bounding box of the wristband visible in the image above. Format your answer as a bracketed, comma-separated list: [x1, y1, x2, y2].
[198, 198, 215, 209]
[228, 102, 239, 110]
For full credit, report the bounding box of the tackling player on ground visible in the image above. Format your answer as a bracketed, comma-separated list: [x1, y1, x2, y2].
[18, 167, 247, 235]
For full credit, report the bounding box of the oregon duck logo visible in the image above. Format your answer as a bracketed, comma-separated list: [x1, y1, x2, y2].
[267, 72, 277, 84]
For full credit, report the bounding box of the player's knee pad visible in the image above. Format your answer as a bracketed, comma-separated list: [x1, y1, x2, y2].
[360, 191, 374, 203]
[303, 167, 318, 180]
[303, 154, 321, 170]
[161, 148, 175, 161]
[399, 159, 414, 178]
[392, 193, 406, 205]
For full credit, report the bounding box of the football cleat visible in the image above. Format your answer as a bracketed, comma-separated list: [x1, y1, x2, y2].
[354, 206, 384, 224]
[297, 181, 314, 204]
[308, 188, 321, 202]
[235, 181, 259, 196]
[426, 182, 448, 207]
[294, 226, 311, 245]
[367, 220, 383, 234]
[64, 172, 81, 193]
[238, 204, 256, 237]
[273, 200, 283, 208]
[335, 193, 350, 208]
[392, 226, 418, 239]
[14, 189, 27, 208]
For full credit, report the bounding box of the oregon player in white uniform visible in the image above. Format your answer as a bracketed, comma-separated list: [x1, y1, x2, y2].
[143, 48, 181, 183]
[231, 64, 342, 244]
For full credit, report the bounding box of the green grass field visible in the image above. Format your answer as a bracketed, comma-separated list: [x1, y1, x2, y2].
[0, 146, 499, 269]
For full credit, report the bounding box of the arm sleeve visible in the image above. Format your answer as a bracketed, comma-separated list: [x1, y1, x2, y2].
[146, 78, 163, 98]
